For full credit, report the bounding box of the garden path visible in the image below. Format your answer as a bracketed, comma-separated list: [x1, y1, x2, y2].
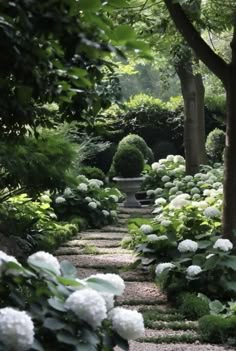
[55, 207, 234, 351]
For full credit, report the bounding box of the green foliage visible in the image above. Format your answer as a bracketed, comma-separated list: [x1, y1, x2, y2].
[206, 128, 225, 163]
[0, 253, 132, 350]
[178, 293, 210, 320]
[118, 134, 150, 159]
[86, 143, 118, 174]
[113, 144, 144, 177]
[79, 166, 106, 182]
[152, 140, 178, 161]
[0, 129, 76, 194]
[146, 147, 155, 164]
[198, 315, 236, 344]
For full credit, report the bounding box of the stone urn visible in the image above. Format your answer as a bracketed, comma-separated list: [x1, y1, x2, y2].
[113, 177, 144, 208]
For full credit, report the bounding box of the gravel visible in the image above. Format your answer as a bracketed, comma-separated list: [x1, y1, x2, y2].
[116, 342, 236, 351]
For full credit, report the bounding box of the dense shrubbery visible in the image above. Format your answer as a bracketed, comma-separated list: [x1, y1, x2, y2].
[79, 166, 106, 182]
[0, 251, 144, 350]
[118, 134, 150, 160]
[112, 144, 144, 178]
[206, 128, 225, 163]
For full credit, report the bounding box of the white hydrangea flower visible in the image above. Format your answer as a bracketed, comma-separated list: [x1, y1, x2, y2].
[151, 162, 159, 171]
[64, 187, 73, 196]
[197, 181, 204, 186]
[102, 210, 109, 217]
[191, 187, 200, 195]
[169, 186, 178, 195]
[203, 189, 211, 196]
[161, 175, 170, 182]
[184, 175, 193, 182]
[155, 198, 167, 206]
[88, 201, 97, 209]
[159, 158, 167, 164]
[213, 239, 233, 252]
[197, 201, 208, 209]
[110, 195, 118, 202]
[154, 188, 163, 194]
[85, 196, 92, 202]
[178, 239, 198, 253]
[109, 307, 144, 340]
[89, 179, 103, 188]
[187, 182, 195, 188]
[0, 308, 34, 351]
[76, 175, 88, 183]
[49, 213, 57, 220]
[164, 182, 173, 188]
[166, 155, 174, 162]
[40, 194, 51, 202]
[155, 262, 175, 276]
[78, 183, 88, 192]
[55, 196, 66, 204]
[110, 210, 117, 217]
[160, 220, 171, 227]
[100, 292, 114, 311]
[204, 207, 221, 218]
[186, 265, 202, 277]
[65, 289, 107, 329]
[194, 173, 203, 179]
[173, 155, 185, 163]
[88, 273, 125, 295]
[147, 234, 159, 242]
[140, 224, 153, 234]
[28, 251, 61, 275]
[147, 189, 155, 196]
[192, 194, 201, 200]
[170, 194, 190, 209]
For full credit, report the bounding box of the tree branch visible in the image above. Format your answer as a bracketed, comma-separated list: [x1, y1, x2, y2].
[163, 0, 228, 85]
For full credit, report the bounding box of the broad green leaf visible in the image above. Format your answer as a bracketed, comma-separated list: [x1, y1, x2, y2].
[204, 255, 219, 270]
[78, 0, 101, 11]
[48, 297, 67, 312]
[76, 344, 96, 351]
[112, 25, 136, 42]
[60, 260, 77, 277]
[86, 277, 118, 294]
[209, 300, 225, 315]
[224, 280, 236, 292]
[57, 332, 79, 345]
[219, 256, 236, 271]
[44, 318, 65, 330]
[32, 339, 45, 351]
[57, 276, 86, 287]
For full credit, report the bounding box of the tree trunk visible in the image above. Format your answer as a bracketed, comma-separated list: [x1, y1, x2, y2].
[195, 73, 208, 164]
[176, 63, 207, 174]
[222, 65, 236, 242]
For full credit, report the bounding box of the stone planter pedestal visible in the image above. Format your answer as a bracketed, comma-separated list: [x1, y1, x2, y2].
[113, 177, 144, 208]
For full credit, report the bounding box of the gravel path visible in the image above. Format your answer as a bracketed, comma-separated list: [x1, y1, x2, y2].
[55, 206, 232, 351]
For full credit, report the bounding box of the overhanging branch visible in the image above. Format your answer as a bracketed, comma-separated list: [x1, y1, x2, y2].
[163, 0, 228, 85]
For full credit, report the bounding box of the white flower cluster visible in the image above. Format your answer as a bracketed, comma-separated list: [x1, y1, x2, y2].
[0, 307, 34, 350]
[186, 265, 202, 277]
[89, 273, 125, 295]
[89, 179, 103, 189]
[155, 262, 175, 276]
[28, 251, 61, 275]
[108, 307, 144, 340]
[55, 196, 66, 204]
[88, 201, 97, 209]
[64, 187, 73, 196]
[102, 209, 110, 217]
[155, 198, 167, 206]
[178, 239, 198, 253]
[140, 224, 153, 234]
[204, 207, 221, 218]
[65, 288, 107, 329]
[147, 234, 168, 242]
[78, 183, 88, 192]
[0, 250, 20, 276]
[110, 195, 118, 202]
[170, 193, 190, 209]
[213, 238, 233, 252]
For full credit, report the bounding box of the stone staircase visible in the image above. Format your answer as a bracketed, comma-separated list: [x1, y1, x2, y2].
[55, 206, 234, 351]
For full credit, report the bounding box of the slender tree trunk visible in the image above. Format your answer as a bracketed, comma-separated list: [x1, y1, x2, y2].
[222, 64, 236, 242]
[176, 63, 207, 174]
[195, 73, 208, 164]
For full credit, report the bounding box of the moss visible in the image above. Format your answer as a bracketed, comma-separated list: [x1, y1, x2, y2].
[178, 293, 210, 320]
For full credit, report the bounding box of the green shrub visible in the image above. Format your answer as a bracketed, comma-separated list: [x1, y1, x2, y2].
[87, 142, 117, 173]
[113, 144, 144, 177]
[206, 128, 225, 163]
[146, 147, 155, 164]
[118, 134, 149, 159]
[198, 315, 231, 344]
[178, 293, 210, 320]
[79, 166, 106, 182]
[152, 140, 178, 161]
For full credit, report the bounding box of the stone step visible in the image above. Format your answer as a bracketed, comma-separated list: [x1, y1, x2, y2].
[117, 281, 166, 305]
[79, 232, 125, 240]
[57, 253, 136, 269]
[63, 239, 121, 248]
[118, 206, 153, 216]
[116, 342, 236, 351]
[99, 226, 128, 233]
[143, 329, 198, 339]
[55, 247, 132, 256]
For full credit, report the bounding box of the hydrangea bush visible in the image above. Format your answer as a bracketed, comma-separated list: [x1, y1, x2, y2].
[53, 175, 123, 228]
[0, 250, 144, 351]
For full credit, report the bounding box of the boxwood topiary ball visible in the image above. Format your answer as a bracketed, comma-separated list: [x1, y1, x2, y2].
[113, 144, 144, 178]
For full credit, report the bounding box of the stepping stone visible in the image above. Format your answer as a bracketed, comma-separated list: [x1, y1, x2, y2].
[117, 281, 166, 305]
[119, 269, 151, 282]
[79, 232, 125, 240]
[55, 247, 132, 256]
[63, 239, 121, 248]
[58, 253, 136, 269]
[116, 342, 236, 351]
[118, 207, 153, 215]
[101, 226, 128, 233]
[118, 213, 130, 219]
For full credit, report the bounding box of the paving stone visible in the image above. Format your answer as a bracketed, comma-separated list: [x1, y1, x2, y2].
[55, 247, 132, 256]
[121, 304, 170, 312]
[79, 232, 125, 240]
[118, 206, 153, 215]
[58, 253, 136, 269]
[101, 226, 128, 233]
[116, 342, 236, 351]
[117, 281, 166, 304]
[143, 329, 198, 338]
[76, 267, 114, 279]
[63, 239, 121, 248]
